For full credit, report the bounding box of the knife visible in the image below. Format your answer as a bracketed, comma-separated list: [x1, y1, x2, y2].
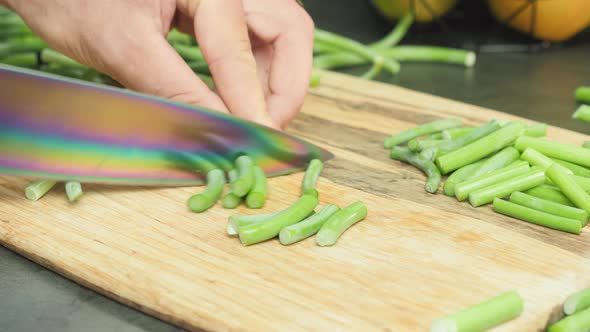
[0, 64, 333, 186]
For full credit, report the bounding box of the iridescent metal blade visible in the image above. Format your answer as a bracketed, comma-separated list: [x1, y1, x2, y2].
[0, 65, 333, 185]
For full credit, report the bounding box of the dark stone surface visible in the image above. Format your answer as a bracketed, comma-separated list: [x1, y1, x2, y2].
[1, 1, 589, 331]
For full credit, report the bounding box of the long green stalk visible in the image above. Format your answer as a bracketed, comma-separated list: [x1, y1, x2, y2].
[0, 52, 37, 68]
[384, 118, 462, 148]
[430, 291, 523, 332]
[436, 121, 524, 174]
[468, 167, 545, 207]
[370, 12, 414, 49]
[493, 198, 581, 234]
[509, 192, 588, 224]
[0, 38, 47, 57]
[464, 146, 520, 181]
[524, 185, 574, 207]
[454, 161, 530, 201]
[314, 29, 400, 75]
[546, 164, 590, 218]
[515, 136, 590, 168]
[552, 159, 590, 178]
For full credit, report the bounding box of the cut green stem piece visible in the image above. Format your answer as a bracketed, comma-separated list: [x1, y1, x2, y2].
[279, 204, 340, 245]
[524, 123, 547, 137]
[464, 146, 520, 181]
[316, 201, 367, 246]
[573, 105, 590, 123]
[552, 159, 590, 178]
[391, 147, 442, 194]
[227, 211, 279, 236]
[422, 120, 501, 161]
[546, 164, 590, 218]
[408, 139, 445, 152]
[441, 127, 474, 140]
[455, 161, 530, 201]
[521, 148, 562, 170]
[515, 136, 590, 168]
[436, 121, 525, 174]
[509, 192, 588, 225]
[25, 180, 57, 201]
[222, 169, 241, 209]
[40, 49, 87, 69]
[525, 185, 574, 207]
[314, 29, 400, 75]
[231, 155, 255, 197]
[493, 198, 581, 234]
[65, 181, 83, 202]
[442, 159, 486, 197]
[575, 86, 590, 103]
[238, 195, 319, 246]
[187, 169, 226, 213]
[549, 306, 590, 332]
[245, 166, 267, 209]
[430, 290, 523, 332]
[572, 175, 590, 193]
[166, 29, 194, 45]
[301, 159, 323, 197]
[468, 167, 545, 207]
[370, 12, 414, 49]
[360, 56, 383, 80]
[0, 52, 37, 68]
[565, 287, 590, 316]
[384, 118, 462, 149]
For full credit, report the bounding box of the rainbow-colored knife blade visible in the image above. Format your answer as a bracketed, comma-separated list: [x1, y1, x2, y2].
[0, 64, 333, 186]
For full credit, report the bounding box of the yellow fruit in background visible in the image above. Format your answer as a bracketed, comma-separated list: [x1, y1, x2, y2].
[487, 0, 590, 42]
[371, 0, 458, 23]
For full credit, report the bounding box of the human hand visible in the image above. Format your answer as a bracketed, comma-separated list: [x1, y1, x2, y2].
[3, 0, 314, 129]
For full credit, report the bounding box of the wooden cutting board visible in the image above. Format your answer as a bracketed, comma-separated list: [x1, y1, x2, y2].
[1, 71, 590, 332]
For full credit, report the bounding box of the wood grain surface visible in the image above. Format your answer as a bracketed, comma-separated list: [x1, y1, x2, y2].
[1, 70, 590, 332]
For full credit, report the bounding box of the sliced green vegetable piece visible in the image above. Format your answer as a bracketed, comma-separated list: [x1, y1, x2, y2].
[565, 287, 590, 316]
[222, 169, 241, 209]
[493, 198, 581, 234]
[231, 155, 255, 197]
[384, 118, 462, 149]
[525, 185, 574, 207]
[187, 169, 226, 213]
[408, 139, 445, 152]
[515, 136, 590, 168]
[455, 161, 530, 201]
[391, 147, 442, 194]
[441, 127, 474, 140]
[442, 159, 486, 197]
[468, 167, 545, 207]
[546, 164, 590, 220]
[524, 123, 547, 137]
[279, 204, 340, 245]
[548, 306, 590, 332]
[316, 201, 367, 246]
[509, 192, 588, 224]
[227, 211, 279, 236]
[464, 146, 520, 181]
[575, 86, 590, 103]
[25, 180, 57, 201]
[301, 159, 324, 197]
[552, 159, 590, 178]
[573, 105, 590, 123]
[430, 290, 524, 332]
[436, 121, 524, 174]
[65, 181, 83, 202]
[245, 166, 267, 209]
[423, 120, 501, 161]
[238, 195, 319, 246]
[521, 148, 572, 175]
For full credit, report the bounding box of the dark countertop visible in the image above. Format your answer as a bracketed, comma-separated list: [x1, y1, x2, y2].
[1, 1, 589, 331]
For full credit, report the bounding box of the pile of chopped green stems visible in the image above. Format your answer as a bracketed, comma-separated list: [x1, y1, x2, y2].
[199, 156, 368, 247]
[386, 117, 590, 235]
